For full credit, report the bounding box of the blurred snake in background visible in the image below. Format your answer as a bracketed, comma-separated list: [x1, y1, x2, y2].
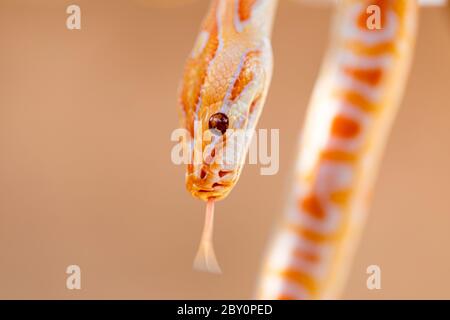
[177, 0, 445, 299]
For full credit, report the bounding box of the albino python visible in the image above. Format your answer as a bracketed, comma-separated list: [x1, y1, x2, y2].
[177, 0, 444, 299]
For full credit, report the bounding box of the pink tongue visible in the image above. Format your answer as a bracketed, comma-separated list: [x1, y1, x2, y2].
[193, 199, 222, 274]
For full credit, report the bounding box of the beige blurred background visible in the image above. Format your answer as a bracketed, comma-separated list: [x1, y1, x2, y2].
[0, 0, 449, 299]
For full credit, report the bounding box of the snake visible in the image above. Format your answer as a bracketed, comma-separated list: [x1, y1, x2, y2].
[177, 0, 443, 299]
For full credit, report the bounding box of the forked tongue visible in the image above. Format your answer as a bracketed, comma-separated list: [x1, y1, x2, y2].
[193, 198, 222, 274]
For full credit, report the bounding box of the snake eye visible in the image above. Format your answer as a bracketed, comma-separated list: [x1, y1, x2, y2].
[208, 113, 229, 135]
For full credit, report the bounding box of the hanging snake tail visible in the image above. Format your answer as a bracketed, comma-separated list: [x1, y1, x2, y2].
[256, 0, 418, 299]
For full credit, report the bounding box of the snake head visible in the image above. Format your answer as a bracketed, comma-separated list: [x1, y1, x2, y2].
[179, 33, 273, 201]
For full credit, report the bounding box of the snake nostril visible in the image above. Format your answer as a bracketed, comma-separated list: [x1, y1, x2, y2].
[218, 170, 231, 178]
[200, 168, 207, 179]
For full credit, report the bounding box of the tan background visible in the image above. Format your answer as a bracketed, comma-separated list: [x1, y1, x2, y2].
[0, 0, 449, 299]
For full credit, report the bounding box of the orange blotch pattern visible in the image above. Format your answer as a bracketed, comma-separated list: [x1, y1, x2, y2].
[331, 115, 361, 139]
[238, 0, 258, 22]
[357, 0, 389, 30]
[277, 269, 318, 297]
[300, 194, 326, 220]
[345, 41, 396, 56]
[330, 189, 352, 207]
[334, 89, 377, 113]
[287, 222, 346, 246]
[230, 51, 260, 101]
[275, 294, 297, 300]
[321, 150, 357, 163]
[343, 66, 383, 86]
[294, 249, 320, 264]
